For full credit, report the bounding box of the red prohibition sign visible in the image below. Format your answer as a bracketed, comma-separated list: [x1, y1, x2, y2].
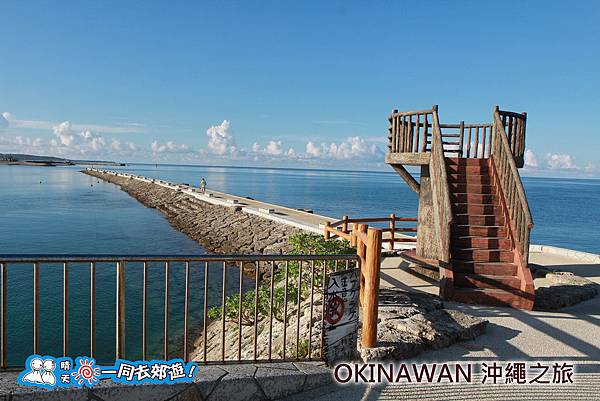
[325, 295, 345, 325]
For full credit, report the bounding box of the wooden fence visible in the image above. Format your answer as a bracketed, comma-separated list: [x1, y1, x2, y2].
[388, 105, 527, 167]
[323, 215, 417, 251]
[323, 215, 418, 348]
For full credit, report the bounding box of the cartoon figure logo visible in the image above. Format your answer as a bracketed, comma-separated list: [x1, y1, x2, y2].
[42, 359, 56, 385]
[18, 354, 198, 389]
[21, 357, 44, 384]
[18, 356, 58, 388]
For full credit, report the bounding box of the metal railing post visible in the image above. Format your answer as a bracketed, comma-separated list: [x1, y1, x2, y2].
[115, 261, 125, 360]
[90, 262, 96, 359]
[1, 262, 6, 368]
[389, 214, 395, 251]
[63, 262, 69, 357]
[164, 261, 170, 360]
[33, 262, 39, 355]
[183, 261, 190, 362]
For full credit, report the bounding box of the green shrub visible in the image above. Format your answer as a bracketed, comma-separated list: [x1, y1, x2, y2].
[207, 233, 356, 325]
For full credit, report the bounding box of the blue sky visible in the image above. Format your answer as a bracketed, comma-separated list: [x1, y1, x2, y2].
[1, 1, 599, 176]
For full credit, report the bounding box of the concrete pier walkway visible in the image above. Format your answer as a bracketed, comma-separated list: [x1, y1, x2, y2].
[87, 168, 332, 234]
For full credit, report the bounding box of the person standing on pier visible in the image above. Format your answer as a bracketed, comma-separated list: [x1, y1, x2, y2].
[200, 178, 207, 194]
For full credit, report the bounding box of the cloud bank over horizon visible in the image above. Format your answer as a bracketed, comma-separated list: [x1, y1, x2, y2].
[0, 111, 597, 176]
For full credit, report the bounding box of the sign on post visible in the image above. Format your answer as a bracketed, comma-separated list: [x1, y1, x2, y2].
[323, 268, 360, 364]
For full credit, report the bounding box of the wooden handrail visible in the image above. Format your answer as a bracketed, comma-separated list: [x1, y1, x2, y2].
[324, 215, 417, 250]
[429, 105, 453, 264]
[388, 108, 436, 154]
[492, 107, 533, 264]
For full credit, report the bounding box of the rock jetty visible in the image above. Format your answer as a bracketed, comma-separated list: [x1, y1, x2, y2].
[84, 170, 306, 254]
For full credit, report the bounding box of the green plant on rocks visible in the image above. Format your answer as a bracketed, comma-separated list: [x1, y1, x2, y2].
[207, 233, 356, 326]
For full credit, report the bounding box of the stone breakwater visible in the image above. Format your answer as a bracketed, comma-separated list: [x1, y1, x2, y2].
[84, 170, 306, 254]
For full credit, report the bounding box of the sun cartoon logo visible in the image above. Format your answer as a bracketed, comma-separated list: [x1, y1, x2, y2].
[71, 358, 101, 387]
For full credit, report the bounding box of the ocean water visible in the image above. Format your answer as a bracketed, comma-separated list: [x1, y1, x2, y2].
[111, 163, 600, 254]
[1, 164, 599, 365]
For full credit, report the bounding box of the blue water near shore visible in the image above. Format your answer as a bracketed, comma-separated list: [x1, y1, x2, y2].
[1, 164, 599, 365]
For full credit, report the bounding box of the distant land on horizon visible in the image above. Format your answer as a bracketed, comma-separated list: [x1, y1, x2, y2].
[0, 152, 124, 166]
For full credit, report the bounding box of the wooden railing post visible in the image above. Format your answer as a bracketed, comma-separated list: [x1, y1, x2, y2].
[342, 215, 348, 233]
[324, 222, 331, 240]
[361, 228, 382, 348]
[458, 121, 465, 157]
[388, 214, 395, 251]
[356, 224, 368, 307]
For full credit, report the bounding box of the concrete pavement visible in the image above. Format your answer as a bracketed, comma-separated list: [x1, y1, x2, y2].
[283, 251, 600, 400]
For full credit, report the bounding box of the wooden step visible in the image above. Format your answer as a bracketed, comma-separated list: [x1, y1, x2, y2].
[447, 174, 491, 184]
[446, 164, 489, 174]
[446, 158, 488, 166]
[453, 236, 511, 250]
[451, 193, 497, 204]
[449, 183, 494, 194]
[452, 225, 508, 237]
[452, 203, 500, 214]
[452, 261, 517, 275]
[452, 248, 514, 263]
[454, 214, 505, 226]
[450, 288, 531, 309]
[454, 273, 521, 290]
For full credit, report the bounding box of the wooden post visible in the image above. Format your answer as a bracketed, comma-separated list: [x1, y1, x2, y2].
[361, 228, 382, 348]
[324, 221, 331, 240]
[388, 214, 395, 251]
[356, 224, 368, 307]
[342, 215, 348, 233]
[416, 165, 439, 259]
[458, 121, 465, 157]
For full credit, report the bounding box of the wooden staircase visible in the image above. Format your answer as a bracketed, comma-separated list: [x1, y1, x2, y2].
[447, 157, 533, 309]
[385, 105, 534, 310]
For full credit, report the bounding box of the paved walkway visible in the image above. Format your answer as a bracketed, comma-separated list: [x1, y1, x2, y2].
[284, 251, 600, 400]
[379, 251, 600, 368]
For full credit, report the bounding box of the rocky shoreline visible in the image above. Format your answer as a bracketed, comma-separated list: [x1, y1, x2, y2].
[84, 170, 306, 255]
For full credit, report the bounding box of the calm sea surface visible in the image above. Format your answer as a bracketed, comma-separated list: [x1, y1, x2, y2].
[1, 164, 599, 365]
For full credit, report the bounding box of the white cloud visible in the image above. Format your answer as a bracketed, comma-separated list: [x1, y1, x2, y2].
[264, 140, 283, 156]
[1, 112, 144, 134]
[206, 120, 236, 155]
[304, 136, 383, 160]
[52, 121, 76, 146]
[0, 135, 43, 148]
[524, 149, 538, 168]
[248, 139, 297, 159]
[546, 153, 578, 170]
[306, 141, 321, 158]
[151, 140, 190, 155]
[0, 113, 9, 129]
[50, 121, 108, 154]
